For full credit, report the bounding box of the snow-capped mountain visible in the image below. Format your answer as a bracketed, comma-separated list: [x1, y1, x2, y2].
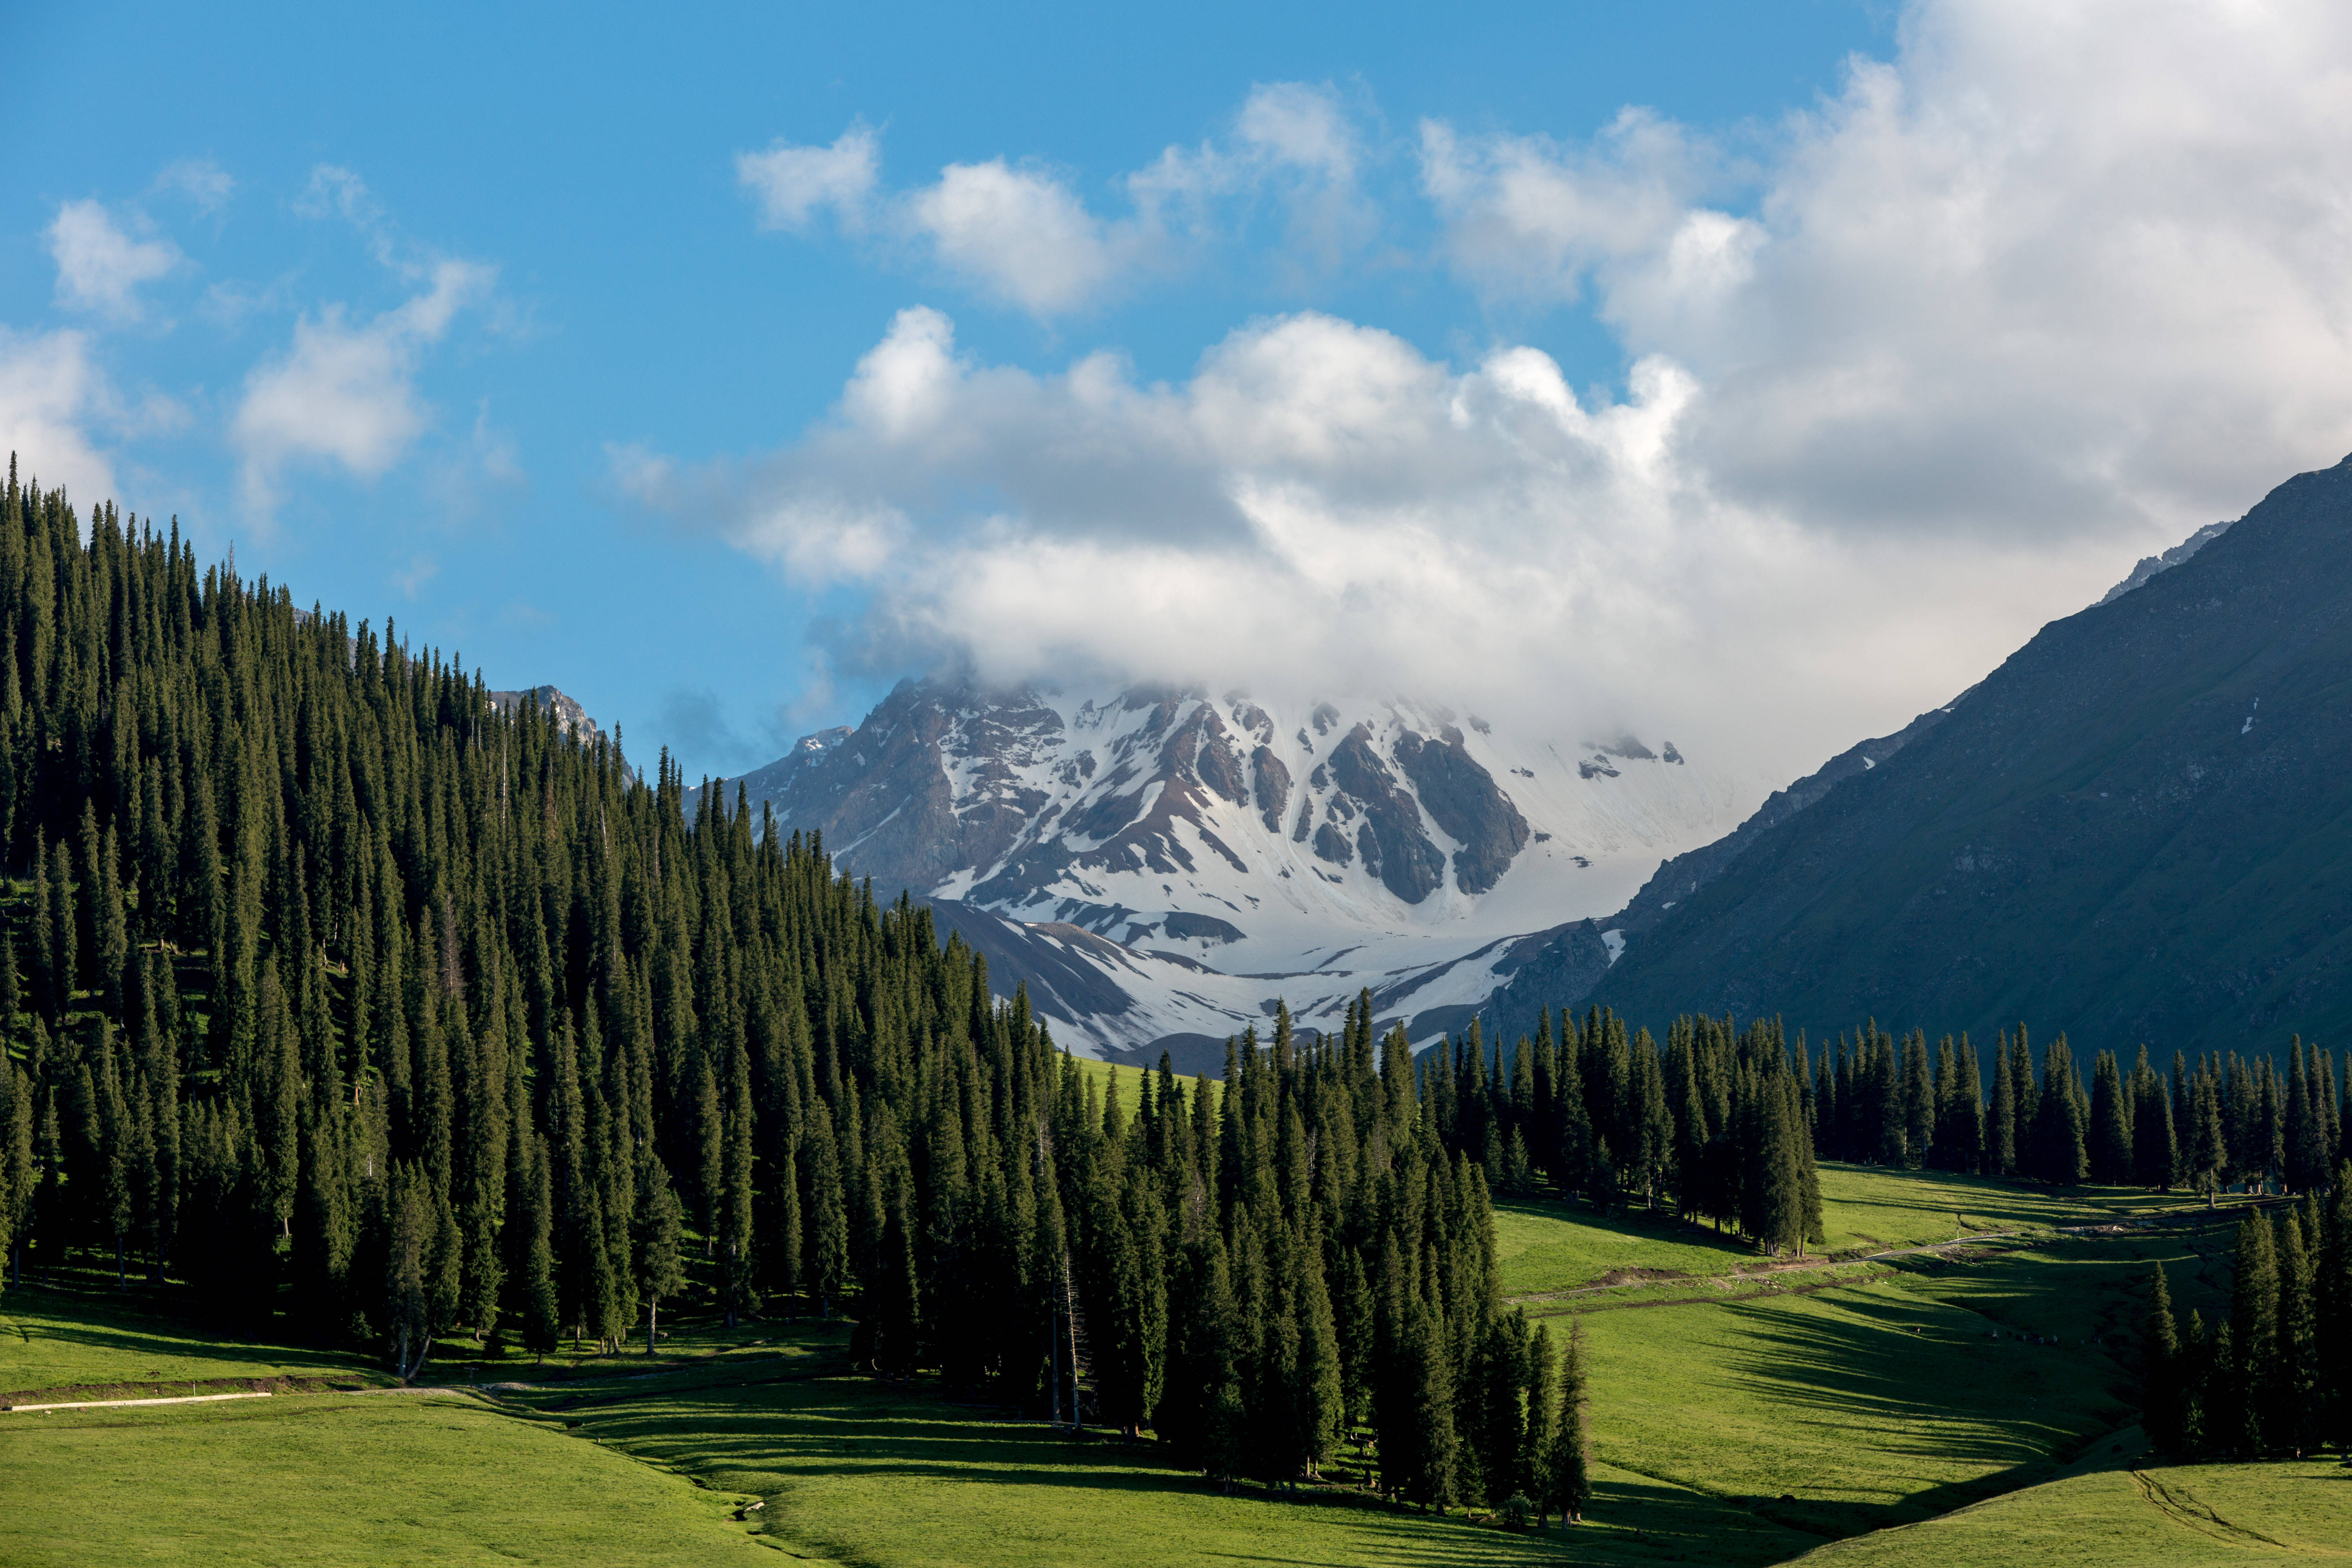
[719, 678, 1779, 1070]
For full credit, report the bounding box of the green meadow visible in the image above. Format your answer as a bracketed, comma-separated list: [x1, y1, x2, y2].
[1789, 1460, 2352, 1565]
[0, 1393, 768, 1568]
[1497, 1161, 2215, 1300]
[0, 1284, 378, 1398]
[0, 1167, 2288, 1567]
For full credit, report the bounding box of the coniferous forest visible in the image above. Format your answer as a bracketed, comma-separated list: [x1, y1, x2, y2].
[2, 464, 2347, 1516]
[2141, 1180, 2352, 1459]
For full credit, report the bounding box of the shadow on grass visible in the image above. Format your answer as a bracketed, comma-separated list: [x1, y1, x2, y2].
[560, 1348, 1837, 1568]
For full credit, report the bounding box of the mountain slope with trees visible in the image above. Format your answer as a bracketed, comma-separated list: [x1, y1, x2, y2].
[0, 461, 1585, 1508]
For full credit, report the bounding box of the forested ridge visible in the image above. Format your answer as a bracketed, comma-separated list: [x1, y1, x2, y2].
[0, 466, 1595, 1512]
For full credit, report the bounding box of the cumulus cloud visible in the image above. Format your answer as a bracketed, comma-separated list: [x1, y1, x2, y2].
[231, 259, 494, 516]
[47, 200, 180, 322]
[738, 124, 880, 232]
[907, 162, 1136, 316]
[0, 327, 119, 505]
[673, 1, 2352, 778]
[620, 306, 2069, 775]
[742, 84, 1375, 316]
[1423, 0, 2352, 541]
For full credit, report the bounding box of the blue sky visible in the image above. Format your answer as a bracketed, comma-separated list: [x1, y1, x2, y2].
[10, 2, 2352, 783]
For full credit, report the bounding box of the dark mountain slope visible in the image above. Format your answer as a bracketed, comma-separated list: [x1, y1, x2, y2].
[1594, 451, 2352, 1054]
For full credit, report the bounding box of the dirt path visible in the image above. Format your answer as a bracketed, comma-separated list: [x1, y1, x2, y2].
[2132, 1468, 2292, 1549]
[3, 1390, 273, 1414]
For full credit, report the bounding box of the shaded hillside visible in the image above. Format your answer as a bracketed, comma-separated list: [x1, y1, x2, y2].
[1474, 704, 1956, 1049]
[1595, 451, 2352, 1053]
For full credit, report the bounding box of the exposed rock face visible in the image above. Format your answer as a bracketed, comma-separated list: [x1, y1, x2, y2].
[726, 726, 850, 807]
[712, 676, 1768, 1060]
[488, 686, 604, 744]
[2099, 519, 2232, 605]
[1251, 746, 1292, 834]
[1394, 726, 1530, 894]
[1323, 724, 1447, 903]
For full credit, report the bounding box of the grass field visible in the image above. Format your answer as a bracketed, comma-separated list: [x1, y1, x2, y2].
[0, 1392, 768, 1567]
[512, 1319, 1806, 1568]
[1497, 1163, 2215, 1298]
[1789, 1460, 2352, 1564]
[1067, 1051, 1224, 1109]
[0, 1283, 375, 1397]
[1530, 1218, 2238, 1543]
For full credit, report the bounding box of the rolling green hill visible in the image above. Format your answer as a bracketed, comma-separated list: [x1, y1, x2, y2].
[1787, 1459, 2352, 1565]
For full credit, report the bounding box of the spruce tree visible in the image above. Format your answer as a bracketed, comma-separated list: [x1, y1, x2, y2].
[2143, 1264, 2181, 1453]
[1547, 1318, 1593, 1526]
[2232, 1214, 2279, 1453]
[2275, 1209, 2318, 1455]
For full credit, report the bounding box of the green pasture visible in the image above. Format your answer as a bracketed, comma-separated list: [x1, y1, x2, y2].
[1499, 1163, 2216, 1300]
[510, 1321, 1795, 1568]
[1791, 1460, 2352, 1565]
[0, 1392, 768, 1567]
[1067, 1051, 1223, 1109]
[0, 1283, 374, 1397]
[1812, 1163, 2207, 1254]
[1535, 1216, 2237, 1542]
[1495, 1200, 1760, 1296]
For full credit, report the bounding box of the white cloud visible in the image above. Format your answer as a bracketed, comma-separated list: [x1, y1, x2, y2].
[742, 85, 1376, 317]
[231, 259, 494, 516]
[621, 307, 2073, 775]
[906, 162, 1130, 316]
[154, 157, 234, 213]
[47, 201, 180, 323]
[677, 3, 2352, 777]
[737, 125, 880, 232]
[0, 327, 118, 506]
[1423, 0, 2352, 543]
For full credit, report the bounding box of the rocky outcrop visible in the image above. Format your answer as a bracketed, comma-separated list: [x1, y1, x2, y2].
[1252, 746, 1291, 833]
[488, 686, 604, 744]
[1394, 726, 1529, 894]
[1324, 724, 1446, 903]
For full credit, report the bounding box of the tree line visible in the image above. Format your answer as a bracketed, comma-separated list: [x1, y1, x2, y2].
[2143, 1171, 2352, 1459]
[0, 464, 1609, 1512]
[1443, 1010, 2342, 1213]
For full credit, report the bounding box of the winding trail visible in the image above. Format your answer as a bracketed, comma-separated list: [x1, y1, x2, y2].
[2, 1390, 273, 1414]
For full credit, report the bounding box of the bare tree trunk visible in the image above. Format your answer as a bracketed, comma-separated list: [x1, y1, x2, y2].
[647, 1297, 658, 1356]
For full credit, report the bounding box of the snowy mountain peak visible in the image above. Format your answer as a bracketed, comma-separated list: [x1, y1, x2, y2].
[717, 677, 1777, 1063]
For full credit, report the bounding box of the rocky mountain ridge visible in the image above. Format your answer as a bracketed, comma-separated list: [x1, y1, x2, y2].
[717, 680, 1775, 1065]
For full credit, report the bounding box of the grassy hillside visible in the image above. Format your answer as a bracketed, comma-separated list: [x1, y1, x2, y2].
[1499, 1162, 2213, 1298]
[0, 1284, 379, 1398]
[0, 1394, 769, 1568]
[1788, 1459, 2352, 1564]
[1505, 1169, 2239, 1546]
[504, 1318, 1808, 1568]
